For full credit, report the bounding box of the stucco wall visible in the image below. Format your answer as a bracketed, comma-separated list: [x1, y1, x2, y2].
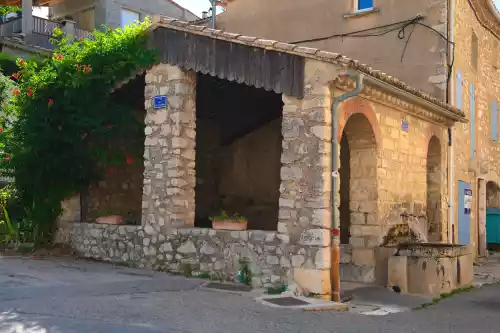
[216, 0, 449, 99]
[452, 0, 500, 251]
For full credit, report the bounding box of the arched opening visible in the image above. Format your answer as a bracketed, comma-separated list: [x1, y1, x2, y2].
[486, 181, 500, 250]
[426, 136, 442, 241]
[339, 113, 378, 246]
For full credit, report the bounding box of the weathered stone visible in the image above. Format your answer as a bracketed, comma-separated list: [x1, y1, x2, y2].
[200, 243, 216, 255]
[299, 229, 328, 246]
[266, 256, 279, 265]
[178, 241, 197, 254]
[292, 255, 305, 267]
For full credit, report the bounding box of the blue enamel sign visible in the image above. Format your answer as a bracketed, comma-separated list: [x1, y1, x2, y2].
[154, 95, 167, 109]
[401, 120, 409, 132]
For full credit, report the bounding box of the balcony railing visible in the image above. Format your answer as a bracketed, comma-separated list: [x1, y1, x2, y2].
[0, 16, 92, 50]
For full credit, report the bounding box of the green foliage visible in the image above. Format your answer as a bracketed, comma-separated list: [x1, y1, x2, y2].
[237, 257, 252, 286]
[210, 210, 247, 222]
[267, 285, 287, 295]
[0, 6, 21, 20]
[0, 21, 157, 243]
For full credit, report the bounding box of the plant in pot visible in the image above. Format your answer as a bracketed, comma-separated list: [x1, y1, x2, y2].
[210, 210, 248, 231]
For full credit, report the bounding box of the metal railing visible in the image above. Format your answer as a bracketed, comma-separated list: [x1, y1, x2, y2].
[0, 16, 92, 49]
[32, 16, 62, 36]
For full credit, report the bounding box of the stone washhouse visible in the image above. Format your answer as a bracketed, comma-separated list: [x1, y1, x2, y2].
[56, 16, 469, 296]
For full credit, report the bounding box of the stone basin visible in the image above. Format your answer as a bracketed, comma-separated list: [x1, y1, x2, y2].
[387, 243, 473, 296]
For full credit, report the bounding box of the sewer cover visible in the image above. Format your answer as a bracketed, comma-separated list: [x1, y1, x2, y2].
[263, 297, 311, 306]
[203, 282, 252, 292]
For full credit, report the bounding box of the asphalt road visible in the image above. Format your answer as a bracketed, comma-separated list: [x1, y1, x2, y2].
[0, 257, 498, 333]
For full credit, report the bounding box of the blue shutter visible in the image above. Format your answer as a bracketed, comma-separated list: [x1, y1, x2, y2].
[456, 72, 463, 110]
[358, 0, 373, 10]
[470, 83, 476, 160]
[492, 100, 499, 142]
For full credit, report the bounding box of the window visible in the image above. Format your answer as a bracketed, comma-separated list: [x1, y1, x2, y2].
[120, 9, 140, 28]
[471, 31, 478, 71]
[356, 0, 374, 11]
[492, 100, 499, 142]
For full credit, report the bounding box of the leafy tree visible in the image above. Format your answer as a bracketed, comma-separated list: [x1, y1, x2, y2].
[0, 21, 157, 242]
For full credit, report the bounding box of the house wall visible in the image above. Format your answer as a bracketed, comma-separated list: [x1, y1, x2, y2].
[50, 0, 198, 30]
[451, 0, 500, 252]
[216, 0, 449, 99]
[56, 58, 455, 291]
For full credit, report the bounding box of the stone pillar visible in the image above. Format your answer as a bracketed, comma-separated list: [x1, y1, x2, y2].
[279, 80, 333, 296]
[62, 20, 76, 40]
[143, 64, 196, 232]
[22, 0, 33, 36]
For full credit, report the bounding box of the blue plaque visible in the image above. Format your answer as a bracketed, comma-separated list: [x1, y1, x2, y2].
[154, 95, 167, 109]
[401, 120, 409, 132]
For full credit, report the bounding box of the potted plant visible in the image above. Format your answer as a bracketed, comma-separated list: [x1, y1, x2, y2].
[210, 210, 248, 231]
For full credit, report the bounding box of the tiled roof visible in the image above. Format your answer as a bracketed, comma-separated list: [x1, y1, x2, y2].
[149, 16, 465, 119]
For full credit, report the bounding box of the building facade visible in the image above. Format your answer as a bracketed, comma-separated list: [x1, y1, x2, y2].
[214, 0, 500, 257]
[49, 0, 198, 31]
[56, 17, 469, 294]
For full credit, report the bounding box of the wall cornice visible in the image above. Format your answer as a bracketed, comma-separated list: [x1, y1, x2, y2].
[469, 0, 500, 39]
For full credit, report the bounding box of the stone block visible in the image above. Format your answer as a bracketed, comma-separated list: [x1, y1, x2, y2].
[293, 268, 331, 295]
[350, 212, 366, 225]
[388, 256, 408, 293]
[352, 248, 375, 266]
[314, 248, 331, 269]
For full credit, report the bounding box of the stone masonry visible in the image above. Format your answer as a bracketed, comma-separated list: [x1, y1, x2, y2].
[57, 55, 464, 292]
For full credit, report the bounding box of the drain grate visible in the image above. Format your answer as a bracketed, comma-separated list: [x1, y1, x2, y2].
[204, 282, 252, 292]
[263, 297, 311, 306]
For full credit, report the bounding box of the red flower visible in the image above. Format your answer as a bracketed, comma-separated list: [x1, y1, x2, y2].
[48, 99, 54, 106]
[26, 88, 33, 97]
[79, 37, 84, 41]
[12, 89, 20, 95]
[109, 25, 113, 31]
[4, 153, 11, 161]
[0, 128, 4, 134]
[126, 156, 133, 165]
[75, 64, 82, 71]
[11, 73, 20, 80]
[55, 54, 64, 61]
[81, 132, 88, 140]
[83, 65, 92, 73]
[19, 59, 25, 66]
[107, 123, 113, 129]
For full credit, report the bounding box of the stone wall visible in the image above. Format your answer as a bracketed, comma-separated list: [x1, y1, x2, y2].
[195, 118, 282, 230]
[335, 80, 449, 283]
[453, 0, 500, 253]
[57, 222, 287, 287]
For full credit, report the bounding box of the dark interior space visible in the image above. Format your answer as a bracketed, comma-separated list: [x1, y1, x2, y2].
[80, 75, 146, 225]
[194, 73, 283, 230]
[339, 133, 351, 245]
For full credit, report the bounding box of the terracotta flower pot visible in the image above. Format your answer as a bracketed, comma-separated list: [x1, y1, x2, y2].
[96, 215, 124, 225]
[212, 219, 248, 231]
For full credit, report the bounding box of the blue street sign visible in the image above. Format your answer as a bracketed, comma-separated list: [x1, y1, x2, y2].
[154, 95, 167, 109]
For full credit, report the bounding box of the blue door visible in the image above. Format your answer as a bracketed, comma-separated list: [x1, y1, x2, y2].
[458, 181, 472, 245]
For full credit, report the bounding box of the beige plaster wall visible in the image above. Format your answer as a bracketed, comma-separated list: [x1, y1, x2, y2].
[217, 0, 449, 99]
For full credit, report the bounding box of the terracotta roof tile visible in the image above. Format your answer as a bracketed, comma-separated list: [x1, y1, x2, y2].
[149, 15, 465, 119]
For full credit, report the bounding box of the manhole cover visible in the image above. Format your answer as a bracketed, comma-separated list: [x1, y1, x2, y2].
[263, 297, 310, 306]
[203, 282, 252, 292]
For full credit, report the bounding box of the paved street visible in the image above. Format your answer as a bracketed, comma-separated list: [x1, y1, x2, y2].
[0, 256, 499, 333]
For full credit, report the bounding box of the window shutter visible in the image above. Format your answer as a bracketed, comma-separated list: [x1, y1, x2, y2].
[470, 83, 476, 160]
[492, 100, 499, 142]
[456, 72, 463, 110]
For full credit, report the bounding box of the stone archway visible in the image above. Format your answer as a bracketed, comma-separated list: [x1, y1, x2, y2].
[339, 112, 378, 282]
[426, 135, 442, 242]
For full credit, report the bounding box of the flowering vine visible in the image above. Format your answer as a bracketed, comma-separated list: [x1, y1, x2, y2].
[0, 19, 157, 241]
